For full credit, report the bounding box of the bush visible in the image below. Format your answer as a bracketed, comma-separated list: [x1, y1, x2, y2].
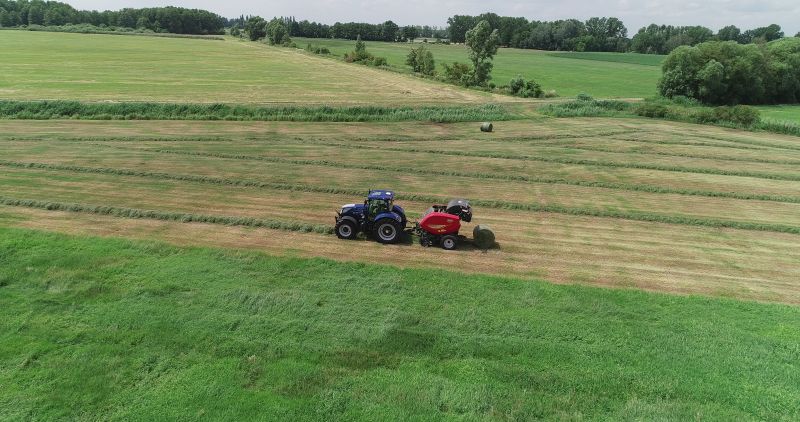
[306, 44, 331, 55]
[633, 100, 761, 127]
[712, 105, 761, 126]
[576, 93, 594, 101]
[543, 90, 559, 98]
[344, 36, 386, 67]
[634, 102, 669, 118]
[442, 62, 472, 86]
[509, 75, 525, 94]
[507, 75, 544, 98]
[406, 45, 436, 76]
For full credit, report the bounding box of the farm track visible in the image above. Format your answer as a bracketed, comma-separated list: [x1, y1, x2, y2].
[1, 117, 799, 303]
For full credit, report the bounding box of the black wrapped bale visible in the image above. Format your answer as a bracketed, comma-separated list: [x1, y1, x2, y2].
[472, 225, 495, 249]
[480, 122, 493, 132]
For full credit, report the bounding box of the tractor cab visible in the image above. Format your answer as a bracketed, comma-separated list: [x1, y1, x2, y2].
[365, 190, 393, 220]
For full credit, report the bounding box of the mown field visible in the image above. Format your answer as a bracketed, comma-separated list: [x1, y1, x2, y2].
[0, 31, 496, 105]
[1, 31, 800, 419]
[2, 118, 800, 303]
[296, 37, 664, 98]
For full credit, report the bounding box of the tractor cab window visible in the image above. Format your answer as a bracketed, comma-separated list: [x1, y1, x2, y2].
[367, 198, 389, 219]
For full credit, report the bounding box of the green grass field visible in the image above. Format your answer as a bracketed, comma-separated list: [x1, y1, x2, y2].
[296, 37, 664, 98]
[0, 31, 495, 105]
[2, 228, 798, 420]
[758, 105, 800, 123]
[1, 31, 799, 419]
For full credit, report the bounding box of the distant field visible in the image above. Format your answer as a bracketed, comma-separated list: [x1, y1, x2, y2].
[545, 51, 665, 66]
[758, 105, 800, 123]
[0, 31, 494, 105]
[2, 117, 800, 303]
[297, 37, 663, 98]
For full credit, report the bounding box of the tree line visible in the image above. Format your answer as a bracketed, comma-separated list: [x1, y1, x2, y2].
[660, 37, 800, 105]
[0, 0, 225, 35]
[447, 13, 791, 54]
[631, 23, 784, 54]
[229, 16, 448, 42]
[230, 12, 792, 55]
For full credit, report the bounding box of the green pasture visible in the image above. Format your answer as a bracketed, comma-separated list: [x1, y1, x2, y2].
[297, 37, 664, 98]
[1, 228, 798, 420]
[758, 105, 800, 123]
[0, 31, 490, 105]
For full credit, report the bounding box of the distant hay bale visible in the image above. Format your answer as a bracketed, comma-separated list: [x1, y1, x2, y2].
[473, 225, 495, 249]
[480, 122, 493, 132]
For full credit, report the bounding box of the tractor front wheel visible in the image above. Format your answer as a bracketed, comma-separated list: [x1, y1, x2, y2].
[374, 219, 401, 244]
[335, 220, 358, 240]
[441, 235, 458, 250]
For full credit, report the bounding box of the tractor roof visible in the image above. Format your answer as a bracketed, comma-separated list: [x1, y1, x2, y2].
[368, 190, 394, 200]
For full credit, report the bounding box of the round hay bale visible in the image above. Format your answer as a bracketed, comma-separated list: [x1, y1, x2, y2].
[472, 225, 495, 249]
[480, 122, 493, 132]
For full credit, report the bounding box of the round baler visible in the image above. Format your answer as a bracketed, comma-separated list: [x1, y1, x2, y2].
[417, 199, 473, 250]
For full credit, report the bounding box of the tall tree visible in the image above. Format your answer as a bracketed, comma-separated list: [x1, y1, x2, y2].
[244, 16, 266, 41]
[447, 15, 477, 43]
[717, 25, 741, 42]
[465, 20, 499, 86]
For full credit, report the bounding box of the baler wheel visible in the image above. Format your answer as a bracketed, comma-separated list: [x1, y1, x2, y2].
[374, 219, 401, 244]
[441, 235, 458, 250]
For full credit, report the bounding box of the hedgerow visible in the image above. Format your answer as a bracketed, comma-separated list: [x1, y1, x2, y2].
[0, 101, 513, 123]
[541, 98, 800, 138]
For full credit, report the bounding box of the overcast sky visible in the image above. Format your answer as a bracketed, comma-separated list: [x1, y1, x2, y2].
[63, 1, 799, 35]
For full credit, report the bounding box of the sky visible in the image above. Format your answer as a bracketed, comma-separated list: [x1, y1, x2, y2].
[63, 1, 800, 35]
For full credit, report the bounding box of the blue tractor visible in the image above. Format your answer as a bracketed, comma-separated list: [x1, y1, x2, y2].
[335, 190, 407, 244]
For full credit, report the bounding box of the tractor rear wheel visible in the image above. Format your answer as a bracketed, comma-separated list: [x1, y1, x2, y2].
[374, 219, 401, 244]
[441, 235, 458, 250]
[335, 220, 358, 240]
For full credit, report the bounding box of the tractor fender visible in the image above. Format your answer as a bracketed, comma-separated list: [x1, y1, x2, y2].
[374, 212, 403, 225]
[337, 215, 359, 226]
[392, 205, 407, 225]
[336, 215, 364, 230]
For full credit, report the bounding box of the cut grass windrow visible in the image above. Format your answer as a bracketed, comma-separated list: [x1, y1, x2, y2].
[546, 144, 800, 166]
[604, 136, 770, 151]
[310, 142, 800, 182]
[0, 196, 333, 234]
[63, 134, 789, 166]
[255, 137, 800, 167]
[94, 146, 800, 202]
[4, 160, 800, 235]
[690, 133, 800, 152]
